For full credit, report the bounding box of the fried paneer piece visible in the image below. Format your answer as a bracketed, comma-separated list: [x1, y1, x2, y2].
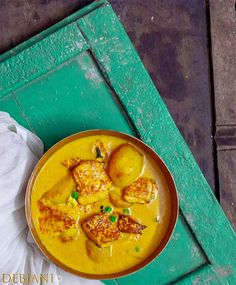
[117, 214, 146, 234]
[82, 213, 120, 247]
[62, 157, 81, 170]
[123, 177, 157, 204]
[38, 201, 76, 234]
[72, 160, 113, 205]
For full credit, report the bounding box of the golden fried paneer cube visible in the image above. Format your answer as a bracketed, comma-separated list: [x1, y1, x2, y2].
[123, 177, 157, 204]
[72, 160, 113, 205]
[117, 214, 146, 234]
[38, 201, 76, 234]
[82, 213, 120, 247]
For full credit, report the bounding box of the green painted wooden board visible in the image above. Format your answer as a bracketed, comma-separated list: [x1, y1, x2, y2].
[0, 1, 235, 284]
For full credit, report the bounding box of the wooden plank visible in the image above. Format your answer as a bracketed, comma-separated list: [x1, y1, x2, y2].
[210, 0, 236, 231]
[12, 51, 135, 150]
[176, 264, 230, 285]
[215, 121, 236, 230]
[103, 280, 117, 285]
[110, 0, 216, 192]
[0, 22, 88, 97]
[0, 0, 95, 55]
[0, 0, 106, 62]
[116, 215, 207, 285]
[210, 0, 236, 125]
[215, 125, 236, 151]
[0, 94, 33, 131]
[78, 4, 236, 284]
[216, 150, 236, 231]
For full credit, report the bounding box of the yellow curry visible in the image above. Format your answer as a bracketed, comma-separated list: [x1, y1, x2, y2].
[31, 135, 171, 274]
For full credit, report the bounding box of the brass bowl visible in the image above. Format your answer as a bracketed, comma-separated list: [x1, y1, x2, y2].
[25, 130, 178, 280]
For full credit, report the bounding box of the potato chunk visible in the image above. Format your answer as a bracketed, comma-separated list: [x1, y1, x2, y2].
[82, 213, 120, 247]
[41, 176, 75, 204]
[123, 177, 157, 204]
[108, 144, 144, 187]
[72, 160, 113, 205]
[109, 187, 131, 208]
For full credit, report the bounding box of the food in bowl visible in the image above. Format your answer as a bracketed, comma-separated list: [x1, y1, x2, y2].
[27, 131, 177, 278]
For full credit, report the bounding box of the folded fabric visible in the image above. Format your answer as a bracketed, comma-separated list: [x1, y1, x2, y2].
[0, 112, 103, 285]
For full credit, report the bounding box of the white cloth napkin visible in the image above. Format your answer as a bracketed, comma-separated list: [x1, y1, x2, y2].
[0, 112, 104, 285]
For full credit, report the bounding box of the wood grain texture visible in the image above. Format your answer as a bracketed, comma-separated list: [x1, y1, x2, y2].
[210, 0, 236, 230]
[78, 4, 236, 283]
[12, 51, 135, 150]
[215, 125, 236, 151]
[0, 23, 88, 97]
[210, 0, 236, 125]
[0, 0, 94, 55]
[217, 150, 236, 229]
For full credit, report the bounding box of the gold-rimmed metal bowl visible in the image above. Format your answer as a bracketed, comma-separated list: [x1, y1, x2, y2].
[25, 130, 178, 279]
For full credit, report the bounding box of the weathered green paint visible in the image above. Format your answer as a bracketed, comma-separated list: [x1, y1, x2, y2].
[0, 1, 235, 284]
[102, 280, 117, 285]
[13, 51, 135, 150]
[115, 215, 207, 284]
[0, 94, 32, 130]
[0, 0, 107, 63]
[0, 23, 87, 97]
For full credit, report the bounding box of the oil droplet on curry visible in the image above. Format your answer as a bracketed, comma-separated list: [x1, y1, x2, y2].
[31, 135, 171, 274]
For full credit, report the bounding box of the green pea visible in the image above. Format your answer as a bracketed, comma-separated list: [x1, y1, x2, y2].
[71, 191, 79, 200]
[123, 208, 130, 215]
[135, 246, 141, 252]
[104, 206, 112, 214]
[109, 215, 117, 223]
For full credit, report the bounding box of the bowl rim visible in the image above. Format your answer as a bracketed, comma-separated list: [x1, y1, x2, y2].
[25, 129, 179, 280]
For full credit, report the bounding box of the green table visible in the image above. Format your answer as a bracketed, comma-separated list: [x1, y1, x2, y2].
[0, 1, 235, 284]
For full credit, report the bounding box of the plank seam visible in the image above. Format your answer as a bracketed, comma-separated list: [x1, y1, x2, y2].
[11, 92, 36, 133]
[218, 148, 236, 152]
[0, 0, 107, 63]
[76, 22, 141, 139]
[168, 263, 209, 285]
[216, 123, 236, 127]
[87, 51, 141, 139]
[205, 0, 221, 202]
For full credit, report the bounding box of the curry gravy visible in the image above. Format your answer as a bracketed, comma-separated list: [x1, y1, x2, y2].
[31, 135, 171, 274]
